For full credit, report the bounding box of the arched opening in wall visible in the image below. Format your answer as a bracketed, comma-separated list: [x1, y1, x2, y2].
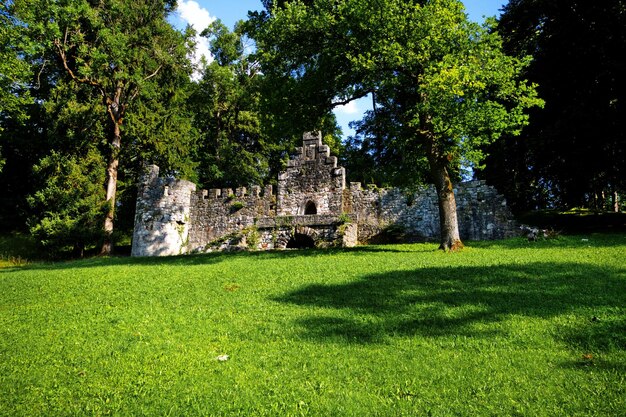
[304, 201, 317, 215]
[286, 233, 316, 249]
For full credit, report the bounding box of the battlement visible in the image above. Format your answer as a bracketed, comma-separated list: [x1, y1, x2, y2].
[196, 185, 274, 200]
[287, 131, 338, 169]
[131, 132, 517, 256]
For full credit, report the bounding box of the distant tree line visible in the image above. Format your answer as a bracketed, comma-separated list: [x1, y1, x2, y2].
[0, 0, 622, 256]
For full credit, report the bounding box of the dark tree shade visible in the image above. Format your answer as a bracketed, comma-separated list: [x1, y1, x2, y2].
[481, 0, 626, 212]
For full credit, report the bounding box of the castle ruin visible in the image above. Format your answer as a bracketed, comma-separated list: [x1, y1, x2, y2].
[131, 132, 516, 256]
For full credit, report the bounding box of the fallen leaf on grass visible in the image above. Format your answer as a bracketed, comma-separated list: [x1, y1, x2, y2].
[224, 284, 241, 292]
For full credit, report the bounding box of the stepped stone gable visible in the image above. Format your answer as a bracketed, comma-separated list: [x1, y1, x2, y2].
[131, 132, 517, 256]
[277, 131, 346, 216]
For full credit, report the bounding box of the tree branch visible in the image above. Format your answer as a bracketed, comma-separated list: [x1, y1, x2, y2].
[143, 64, 163, 82]
[330, 88, 373, 108]
[126, 64, 162, 102]
[35, 58, 47, 90]
[54, 27, 110, 103]
[53, 28, 101, 89]
[128, 86, 141, 102]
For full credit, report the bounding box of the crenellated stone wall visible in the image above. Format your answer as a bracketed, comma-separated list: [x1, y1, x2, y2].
[131, 132, 517, 256]
[188, 184, 275, 250]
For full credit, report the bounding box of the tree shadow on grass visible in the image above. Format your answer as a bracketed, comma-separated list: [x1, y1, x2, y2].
[558, 316, 626, 373]
[6, 233, 623, 272]
[0, 244, 413, 273]
[275, 262, 626, 366]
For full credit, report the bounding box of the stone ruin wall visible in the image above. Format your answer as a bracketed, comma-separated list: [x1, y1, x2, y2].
[348, 182, 517, 243]
[131, 165, 196, 257]
[277, 132, 345, 216]
[131, 132, 517, 256]
[188, 184, 275, 250]
[254, 215, 358, 251]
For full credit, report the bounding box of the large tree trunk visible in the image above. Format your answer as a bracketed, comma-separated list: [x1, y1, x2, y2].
[101, 122, 121, 255]
[424, 126, 464, 251]
[430, 160, 464, 251]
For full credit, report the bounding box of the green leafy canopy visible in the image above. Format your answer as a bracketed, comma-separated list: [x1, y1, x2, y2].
[252, 0, 543, 171]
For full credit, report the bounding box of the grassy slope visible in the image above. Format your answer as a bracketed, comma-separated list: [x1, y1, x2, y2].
[1, 234, 625, 416]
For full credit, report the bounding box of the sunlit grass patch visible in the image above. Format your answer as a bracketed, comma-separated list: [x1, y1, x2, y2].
[1, 234, 624, 416]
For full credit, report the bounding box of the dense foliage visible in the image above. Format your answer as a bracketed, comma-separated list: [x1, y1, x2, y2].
[0, 4, 31, 173]
[481, 0, 626, 212]
[1, 0, 197, 255]
[27, 148, 107, 258]
[189, 20, 271, 188]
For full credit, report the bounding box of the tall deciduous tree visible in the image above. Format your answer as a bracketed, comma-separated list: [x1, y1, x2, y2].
[250, 0, 542, 250]
[13, 0, 193, 254]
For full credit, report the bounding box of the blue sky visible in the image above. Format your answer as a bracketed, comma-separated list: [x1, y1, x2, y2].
[172, 0, 506, 138]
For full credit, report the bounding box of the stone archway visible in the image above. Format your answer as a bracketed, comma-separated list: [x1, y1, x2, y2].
[304, 200, 317, 215]
[285, 226, 319, 249]
[286, 233, 316, 249]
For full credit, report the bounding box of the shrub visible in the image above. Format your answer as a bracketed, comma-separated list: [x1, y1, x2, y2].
[244, 227, 260, 249]
[230, 201, 245, 213]
[337, 212, 352, 225]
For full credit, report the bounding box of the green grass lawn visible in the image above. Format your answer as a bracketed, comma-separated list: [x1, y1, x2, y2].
[1, 234, 625, 416]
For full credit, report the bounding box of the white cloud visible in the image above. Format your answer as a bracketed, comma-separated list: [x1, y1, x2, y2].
[175, 0, 216, 76]
[333, 95, 373, 139]
[334, 95, 372, 116]
[177, 0, 215, 32]
[334, 100, 359, 115]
